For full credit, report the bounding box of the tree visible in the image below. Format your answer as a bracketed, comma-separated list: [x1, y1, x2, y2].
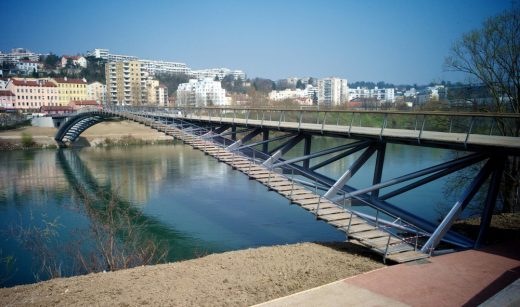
[296, 79, 305, 89]
[44, 53, 60, 69]
[445, 7, 520, 212]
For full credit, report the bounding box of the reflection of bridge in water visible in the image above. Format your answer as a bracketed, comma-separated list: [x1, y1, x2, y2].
[56, 149, 217, 261]
[55, 107, 520, 263]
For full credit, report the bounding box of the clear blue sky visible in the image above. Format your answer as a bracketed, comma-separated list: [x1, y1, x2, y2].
[2, 0, 512, 84]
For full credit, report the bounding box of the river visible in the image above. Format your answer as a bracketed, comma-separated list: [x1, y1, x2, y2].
[0, 140, 481, 287]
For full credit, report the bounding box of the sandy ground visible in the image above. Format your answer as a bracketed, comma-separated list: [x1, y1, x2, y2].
[0, 121, 171, 147]
[0, 242, 383, 306]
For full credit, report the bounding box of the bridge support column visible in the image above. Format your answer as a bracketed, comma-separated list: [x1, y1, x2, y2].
[303, 135, 312, 169]
[262, 130, 269, 153]
[231, 126, 237, 141]
[475, 157, 505, 248]
[371, 143, 386, 200]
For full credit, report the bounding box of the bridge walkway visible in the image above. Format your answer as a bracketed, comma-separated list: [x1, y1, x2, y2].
[125, 112, 429, 263]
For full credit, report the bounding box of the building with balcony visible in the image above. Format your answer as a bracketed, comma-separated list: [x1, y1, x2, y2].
[177, 78, 228, 107]
[15, 60, 41, 75]
[0, 48, 40, 64]
[348, 87, 395, 103]
[87, 81, 107, 104]
[6, 78, 58, 110]
[106, 61, 147, 105]
[190, 68, 246, 81]
[52, 77, 88, 106]
[317, 77, 348, 106]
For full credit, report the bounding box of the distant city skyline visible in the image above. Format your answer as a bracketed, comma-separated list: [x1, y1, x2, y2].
[2, 0, 513, 84]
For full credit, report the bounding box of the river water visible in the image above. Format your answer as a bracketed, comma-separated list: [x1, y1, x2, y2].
[0, 141, 480, 286]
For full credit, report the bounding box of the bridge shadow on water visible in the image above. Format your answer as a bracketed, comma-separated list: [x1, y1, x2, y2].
[56, 149, 218, 267]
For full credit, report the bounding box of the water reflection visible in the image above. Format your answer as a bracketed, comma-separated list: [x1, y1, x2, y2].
[0, 144, 344, 286]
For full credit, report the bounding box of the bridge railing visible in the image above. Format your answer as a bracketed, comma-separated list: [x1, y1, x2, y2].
[109, 105, 520, 139]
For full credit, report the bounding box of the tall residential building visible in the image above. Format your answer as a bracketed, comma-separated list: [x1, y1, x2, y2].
[6, 78, 58, 109]
[157, 85, 168, 107]
[52, 77, 88, 105]
[106, 61, 147, 105]
[176, 78, 228, 107]
[317, 77, 348, 106]
[146, 79, 160, 105]
[87, 81, 107, 104]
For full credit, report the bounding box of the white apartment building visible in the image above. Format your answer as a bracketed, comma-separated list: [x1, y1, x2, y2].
[16, 60, 40, 75]
[317, 78, 348, 106]
[140, 59, 190, 76]
[61, 56, 87, 68]
[177, 78, 228, 107]
[0, 48, 40, 64]
[87, 48, 189, 75]
[348, 87, 395, 102]
[87, 81, 107, 104]
[191, 68, 246, 80]
[269, 86, 315, 105]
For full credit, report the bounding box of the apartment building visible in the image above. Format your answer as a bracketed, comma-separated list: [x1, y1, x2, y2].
[106, 61, 147, 105]
[348, 87, 395, 103]
[52, 77, 88, 105]
[157, 85, 168, 107]
[0, 48, 39, 64]
[15, 60, 41, 75]
[87, 81, 107, 104]
[6, 78, 58, 109]
[177, 78, 228, 106]
[317, 77, 348, 106]
[0, 90, 15, 108]
[191, 68, 246, 80]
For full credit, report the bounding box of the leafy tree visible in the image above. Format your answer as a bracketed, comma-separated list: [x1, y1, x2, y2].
[43, 53, 60, 69]
[155, 73, 190, 94]
[296, 79, 305, 89]
[445, 7, 519, 212]
[252, 78, 275, 93]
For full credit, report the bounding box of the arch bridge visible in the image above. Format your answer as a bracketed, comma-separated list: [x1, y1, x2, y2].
[55, 106, 520, 262]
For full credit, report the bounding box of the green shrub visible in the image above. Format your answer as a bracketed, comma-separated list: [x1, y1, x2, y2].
[21, 132, 34, 147]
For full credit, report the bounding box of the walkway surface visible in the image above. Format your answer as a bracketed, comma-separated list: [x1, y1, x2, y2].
[256, 240, 520, 307]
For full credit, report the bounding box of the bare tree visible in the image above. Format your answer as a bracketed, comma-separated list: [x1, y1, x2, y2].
[445, 7, 519, 212]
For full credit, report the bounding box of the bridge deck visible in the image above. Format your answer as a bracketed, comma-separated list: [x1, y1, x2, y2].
[122, 112, 429, 263]
[180, 115, 520, 151]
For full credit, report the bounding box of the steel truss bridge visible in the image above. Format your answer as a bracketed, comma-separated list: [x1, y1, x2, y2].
[55, 106, 520, 263]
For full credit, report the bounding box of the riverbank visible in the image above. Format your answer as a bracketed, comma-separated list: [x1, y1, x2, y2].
[0, 121, 171, 150]
[0, 242, 384, 306]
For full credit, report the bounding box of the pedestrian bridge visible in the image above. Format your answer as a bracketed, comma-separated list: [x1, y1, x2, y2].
[55, 106, 520, 263]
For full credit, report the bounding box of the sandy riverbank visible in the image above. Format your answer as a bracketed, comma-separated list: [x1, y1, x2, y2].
[0, 121, 171, 149]
[0, 242, 383, 306]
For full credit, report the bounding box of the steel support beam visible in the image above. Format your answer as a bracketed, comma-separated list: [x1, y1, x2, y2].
[262, 150, 283, 168]
[309, 141, 372, 171]
[371, 142, 386, 200]
[324, 145, 377, 199]
[238, 133, 295, 150]
[262, 129, 269, 153]
[272, 141, 370, 169]
[475, 157, 506, 248]
[421, 159, 494, 253]
[303, 135, 312, 169]
[335, 152, 488, 202]
[268, 134, 305, 155]
[231, 126, 237, 140]
[379, 153, 488, 201]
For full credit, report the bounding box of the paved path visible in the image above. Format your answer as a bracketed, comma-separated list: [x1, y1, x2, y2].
[256, 241, 520, 307]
